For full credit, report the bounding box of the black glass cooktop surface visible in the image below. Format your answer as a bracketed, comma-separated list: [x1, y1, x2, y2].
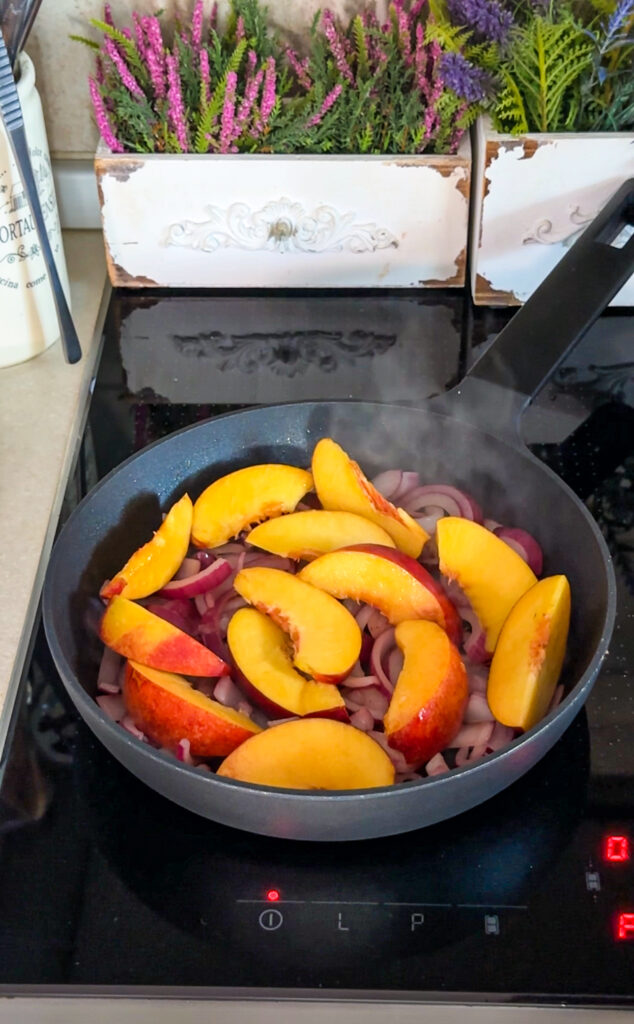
[0, 288, 632, 1003]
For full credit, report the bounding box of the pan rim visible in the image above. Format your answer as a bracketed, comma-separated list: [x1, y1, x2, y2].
[42, 399, 617, 804]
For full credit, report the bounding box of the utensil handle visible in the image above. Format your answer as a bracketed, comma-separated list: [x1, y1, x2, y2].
[469, 178, 634, 399]
[10, 123, 82, 364]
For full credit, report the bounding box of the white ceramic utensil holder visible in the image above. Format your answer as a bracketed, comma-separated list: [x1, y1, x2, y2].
[0, 52, 69, 368]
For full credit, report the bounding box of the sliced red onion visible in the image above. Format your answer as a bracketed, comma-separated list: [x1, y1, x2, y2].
[463, 691, 494, 723]
[425, 752, 450, 776]
[402, 484, 483, 523]
[354, 604, 375, 632]
[387, 647, 404, 686]
[159, 558, 232, 598]
[494, 527, 543, 576]
[395, 771, 423, 783]
[267, 715, 301, 728]
[173, 557, 202, 581]
[484, 518, 502, 532]
[341, 674, 380, 689]
[466, 662, 489, 693]
[343, 686, 389, 720]
[548, 683, 564, 712]
[485, 721, 516, 752]
[369, 627, 397, 696]
[176, 738, 194, 764]
[441, 578, 470, 610]
[96, 693, 126, 721]
[120, 715, 147, 741]
[367, 608, 391, 638]
[415, 508, 445, 535]
[97, 646, 124, 693]
[349, 707, 375, 732]
[193, 677, 216, 698]
[213, 674, 250, 713]
[371, 470, 404, 501]
[454, 746, 470, 767]
[467, 742, 490, 762]
[145, 599, 198, 636]
[460, 608, 490, 664]
[368, 730, 414, 773]
[243, 552, 295, 573]
[391, 471, 420, 503]
[448, 720, 495, 750]
[194, 593, 210, 617]
[197, 606, 231, 663]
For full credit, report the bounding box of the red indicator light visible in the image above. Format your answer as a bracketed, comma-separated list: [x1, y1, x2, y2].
[617, 913, 634, 941]
[266, 889, 280, 902]
[605, 835, 630, 862]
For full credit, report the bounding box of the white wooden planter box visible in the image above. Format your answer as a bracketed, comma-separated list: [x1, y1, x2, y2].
[470, 117, 634, 306]
[95, 139, 470, 289]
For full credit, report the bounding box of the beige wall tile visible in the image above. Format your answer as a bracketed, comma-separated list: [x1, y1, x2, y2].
[27, 0, 372, 158]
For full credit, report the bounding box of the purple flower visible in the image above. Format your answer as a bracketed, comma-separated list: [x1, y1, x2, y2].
[286, 47, 312, 90]
[166, 53, 188, 151]
[439, 51, 490, 102]
[447, 0, 513, 44]
[219, 71, 238, 152]
[89, 77, 124, 152]
[142, 15, 163, 59]
[192, 0, 204, 48]
[235, 15, 245, 42]
[260, 57, 277, 124]
[132, 12, 147, 60]
[234, 67, 264, 137]
[607, 0, 634, 40]
[147, 47, 165, 99]
[306, 83, 342, 127]
[199, 47, 210, 104]
[322, 10, 355, 83]
[103, 36, 144, 99]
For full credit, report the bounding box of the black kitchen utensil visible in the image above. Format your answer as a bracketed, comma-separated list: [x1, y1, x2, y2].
[42, 180, 634, 841]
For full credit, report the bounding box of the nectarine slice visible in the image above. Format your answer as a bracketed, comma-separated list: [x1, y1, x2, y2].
[487, 575, 571, 731]
[437, 517, 537, 654]
[217, 718, 395, 789]
[384, 620, 468, 767]
[227, 608, 348, 721]
[247, 510, 396, 561]
[100, 596, 228, 676]
[233, 567, 361, 683]
[311, 439, 428, 559]
[100, 493, 193, 600]
[123, 661, 260, 757]
[191, 464, 313, 549]
[298, 544, 462, 645]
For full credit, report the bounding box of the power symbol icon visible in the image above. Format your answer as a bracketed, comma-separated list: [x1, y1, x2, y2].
[259, 908, 284, 931]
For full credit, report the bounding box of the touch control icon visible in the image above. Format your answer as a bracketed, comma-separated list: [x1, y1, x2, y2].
[259, 908, 284, 931]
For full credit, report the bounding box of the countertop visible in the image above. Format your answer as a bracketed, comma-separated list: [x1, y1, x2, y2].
[0, 230, 108, 752]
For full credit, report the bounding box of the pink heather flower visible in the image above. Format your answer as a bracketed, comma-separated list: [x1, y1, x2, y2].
[89, 77, 124, 152]
[147, 46, 166, 99]
[166, 53, 188, 151]
[199, 48, 210, 104]
[103, 3, 114, 26]
[396, 6, 411, 61]
[210, 2, 218, 30]
[95, 55, 105, 86]
[260, 57, 277, 124]
[234, 67, 264, 137]
[246, 49, 258, 77]
[408, 0, 427, 24]
[286, 48, 311, 90]
[142, 15, 163, 60]
[219, 71, 238, 152]
[192, 0, 204, 48]
[448, 102, 468, 153]
[121, 27, 132, 40]
[132, 13, 147, 59]
[103, 36, 144, 99]
[236, 15, 245, 42]
[322, 10, 354, 83]
[306, 82, 342, 127]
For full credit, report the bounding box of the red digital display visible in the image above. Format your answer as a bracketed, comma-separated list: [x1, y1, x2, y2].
[604, 835, 630, 862]
[617, 913, 634, 941]
[266, 889, 280, 902]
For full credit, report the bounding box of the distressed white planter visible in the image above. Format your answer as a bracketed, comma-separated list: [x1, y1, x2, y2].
[95, 138, 470, 289]
[470, 117, 634, 306]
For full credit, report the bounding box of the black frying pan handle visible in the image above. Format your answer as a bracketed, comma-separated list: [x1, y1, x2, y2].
[468, 178, 634, 400]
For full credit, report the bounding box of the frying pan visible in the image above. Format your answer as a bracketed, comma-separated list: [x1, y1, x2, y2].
[42, 179, 634, 842]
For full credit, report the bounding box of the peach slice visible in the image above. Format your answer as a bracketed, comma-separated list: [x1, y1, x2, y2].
[191, 464, 313, 549]
[100, 596, 228, 677]
[217, 718, 395, 789]
[123, 661, 259, 757]
[100, 493, 193, 600]
[227, 608, 348, 721]
[437, 517, 537, 655]
[384, 620, 468, 767]
[311, 438, 428, 559]
[487, 575, 571, 731]
[298, 544, 462, 645]
[247, 510, 396, 561]
[233, 567, 361, 683]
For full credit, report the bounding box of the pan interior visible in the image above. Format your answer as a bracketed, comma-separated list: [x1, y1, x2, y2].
[44, 402, 611, 783]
